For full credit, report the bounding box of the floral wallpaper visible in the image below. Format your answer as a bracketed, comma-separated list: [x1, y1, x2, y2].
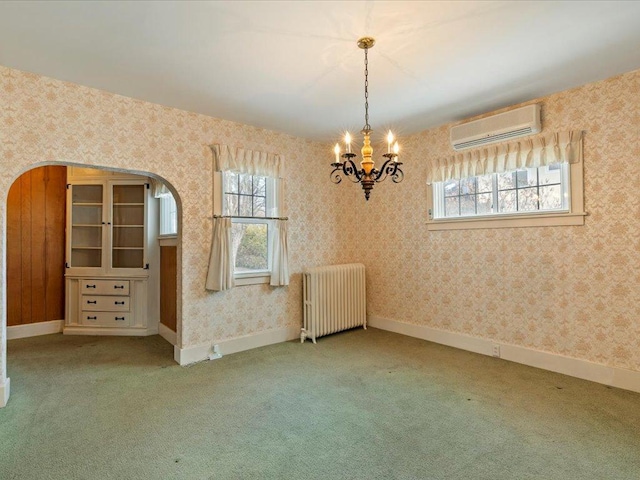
[360, 68, 640, 373]
[1, 64, 638, 385]
[0, 65, 362, 381]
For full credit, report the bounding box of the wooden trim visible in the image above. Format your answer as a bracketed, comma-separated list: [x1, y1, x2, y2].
[7, 320, 64, 340]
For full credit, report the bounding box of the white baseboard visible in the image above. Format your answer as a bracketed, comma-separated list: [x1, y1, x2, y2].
[1, 377, 10, 408]
[159, 322, 177, 346]
[7, 320, 64, 340]
[174, 325, 299, 366]
[368, 315, 640, 394]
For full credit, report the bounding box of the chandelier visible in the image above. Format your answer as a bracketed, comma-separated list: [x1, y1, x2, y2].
[330, 37, 404, 201]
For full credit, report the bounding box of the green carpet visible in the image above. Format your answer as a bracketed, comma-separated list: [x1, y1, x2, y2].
[1, 328, 639, 479]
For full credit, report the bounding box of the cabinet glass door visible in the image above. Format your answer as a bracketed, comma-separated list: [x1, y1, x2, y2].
[70, 184, 103, 268]
[111, 184, 145, 269]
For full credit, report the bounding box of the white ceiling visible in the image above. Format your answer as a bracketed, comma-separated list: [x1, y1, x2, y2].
[1, 1, 639, 142]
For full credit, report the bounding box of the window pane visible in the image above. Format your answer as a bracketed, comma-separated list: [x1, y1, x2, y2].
[516, 168, 537, 188]
[477, 193, 493, 214]
[253, 196, 266, 217]
[518, 187, 539, 211]
[498, 171, 516, 190]
[225, 172, 238, 194]
[460, 194, 475, 216]
[239, 173, 253, 195]
[254, 177, 266, 196]
[445, 197, 459, 217]
[460, 177, 476, 195]
[477, 174, 493, 193]
[498, 190, 517, 213]
[443, 179, 459, 197]
[539, 164, 562, 185]
[539, 185, 563, 210]
[234, 223, 268, 272]
[225, 193, 238, 216]
[239, 195, 253, 216]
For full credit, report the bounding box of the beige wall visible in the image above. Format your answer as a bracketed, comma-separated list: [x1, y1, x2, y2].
[360, 69, 640, 373]
[0, 66, 362, 382]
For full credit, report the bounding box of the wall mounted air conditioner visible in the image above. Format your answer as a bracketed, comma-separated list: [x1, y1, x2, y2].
[450, 104, 541, 151]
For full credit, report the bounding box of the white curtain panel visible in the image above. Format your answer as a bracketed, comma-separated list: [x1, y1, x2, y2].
[205, 216, 235, 292]
[427, 130, 583, 184]
[270, 219, 289, 287]
[211, 144, 285, 179]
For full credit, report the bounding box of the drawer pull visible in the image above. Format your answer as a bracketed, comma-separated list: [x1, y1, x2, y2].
[85, 284, 96, 289]
[87, 316, 97, 320]
[115, 316, 125, 321]
[115, 301, 126, 305]
[114, 285, 125, 289]
[87, 300, 97, 304]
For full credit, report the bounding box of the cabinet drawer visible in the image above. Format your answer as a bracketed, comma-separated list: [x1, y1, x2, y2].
[82, 296, 130, 311]
[81, 312, 131, 327]
[81, 280, 130, 295]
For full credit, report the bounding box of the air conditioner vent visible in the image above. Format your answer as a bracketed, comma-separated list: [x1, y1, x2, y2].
[450, 104, 541, 151]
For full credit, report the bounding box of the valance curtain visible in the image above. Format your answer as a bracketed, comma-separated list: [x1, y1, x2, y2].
[211, 144, 285, 179]
[205, 217, 235, 291]
[427, 130, 583, 184]
[206, 144, 289, 291]
[150, 178, 172, 198]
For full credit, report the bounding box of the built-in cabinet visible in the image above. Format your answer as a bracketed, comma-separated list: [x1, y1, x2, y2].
[64, 167, 160, 336]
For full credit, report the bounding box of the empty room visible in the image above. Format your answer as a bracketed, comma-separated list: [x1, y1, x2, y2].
[1, 1, 639, 479]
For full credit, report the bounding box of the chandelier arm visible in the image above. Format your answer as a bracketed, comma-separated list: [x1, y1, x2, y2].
[342, 158, 364, 183]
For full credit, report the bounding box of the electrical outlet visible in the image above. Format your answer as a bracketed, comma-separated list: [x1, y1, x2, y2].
[492, 344, 501, 358]
[208, 344, 222, 360]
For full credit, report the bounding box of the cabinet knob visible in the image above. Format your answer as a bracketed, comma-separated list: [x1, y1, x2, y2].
[86, 285, 96, 289]
[87, 300, 97, 304]
[115, 317, 125, 321]
[115, 301, 125, 305]
[87, 316, 97, 320]
[114, 285, 125, 289]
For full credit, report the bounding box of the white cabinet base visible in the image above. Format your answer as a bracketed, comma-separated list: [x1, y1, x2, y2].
[63, 325, 157, 336]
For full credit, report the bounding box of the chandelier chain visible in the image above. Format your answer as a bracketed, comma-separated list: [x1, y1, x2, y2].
[363, 47, 370, 131]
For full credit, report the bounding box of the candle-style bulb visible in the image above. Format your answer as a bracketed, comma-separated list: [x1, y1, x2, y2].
[387, 131, 394, 153]
[345, 132, 351, 153]
[393, 141, 399, 154]
[334, 143, 340, 162]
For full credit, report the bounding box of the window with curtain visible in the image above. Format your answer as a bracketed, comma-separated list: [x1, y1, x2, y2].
[206, 144, 289, 291]
[223, 172, 278, 277]
[426, 130, 586, 230]
[159, 194, 178, 236]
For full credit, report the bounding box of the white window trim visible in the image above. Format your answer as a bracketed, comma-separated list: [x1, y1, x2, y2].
[214, 172, 280, 285]
[426, 160, 586, 231]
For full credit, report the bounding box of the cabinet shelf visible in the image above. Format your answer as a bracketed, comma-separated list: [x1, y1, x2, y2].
[72, 203, 103, 206]
[72, 246, 102, 250]
[113, 203, 144, 206]
[72, 224, 102, 227]
[113, 225, 144, 228]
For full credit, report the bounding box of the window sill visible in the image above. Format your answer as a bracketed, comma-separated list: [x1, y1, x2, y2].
[426, 211, 587, 231]
[234, 274, 271, 286]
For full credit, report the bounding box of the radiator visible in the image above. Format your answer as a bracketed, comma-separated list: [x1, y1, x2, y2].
[301, 263, 366, 343]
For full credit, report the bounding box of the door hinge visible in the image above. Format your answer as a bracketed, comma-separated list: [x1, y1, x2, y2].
[145, 183, 150, 190]
[66, 184, 71, 190]
[65, 262, 70, 268]
[144, 263, 150, 269]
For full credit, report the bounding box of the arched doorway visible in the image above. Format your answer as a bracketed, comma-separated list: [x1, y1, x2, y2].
[2, 161, 183, 404]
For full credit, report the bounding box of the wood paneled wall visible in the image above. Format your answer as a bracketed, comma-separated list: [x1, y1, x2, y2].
[7, 166, 67, 326]
[160, 245, 177, 332]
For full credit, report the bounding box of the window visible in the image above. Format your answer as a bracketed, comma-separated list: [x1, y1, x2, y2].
[427, 162, 585, 231]
[159, 194, 178, 236]
[223, 172, 278, 281]
[433, 164, 568, 219]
